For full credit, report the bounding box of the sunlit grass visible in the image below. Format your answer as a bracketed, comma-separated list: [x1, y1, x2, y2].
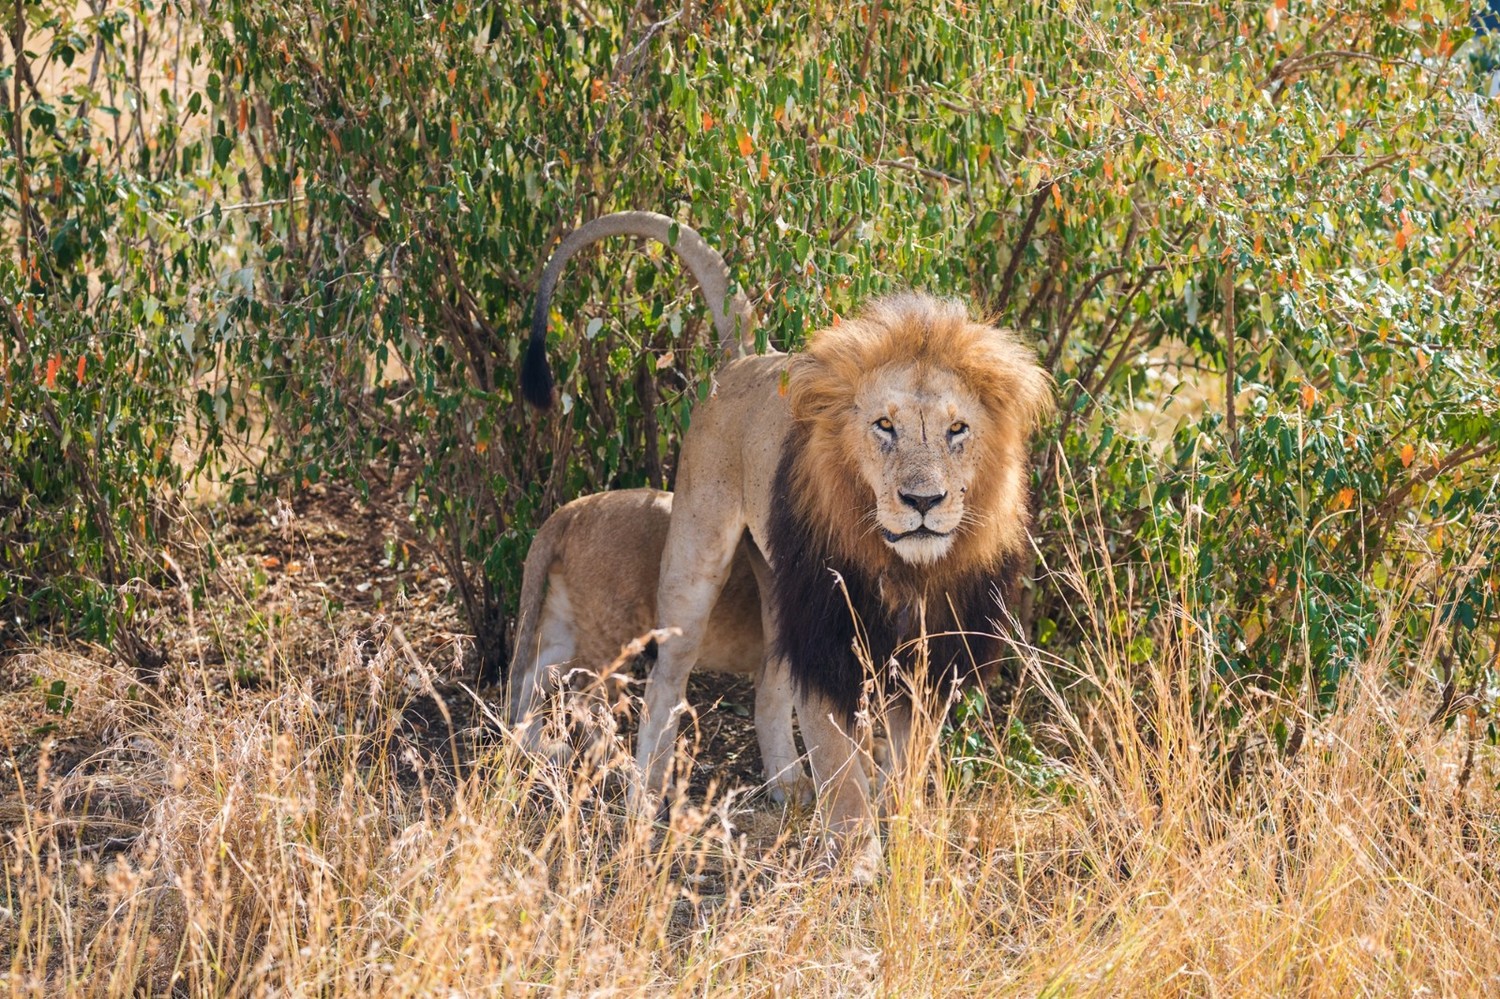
[1, 521, 1496, 997]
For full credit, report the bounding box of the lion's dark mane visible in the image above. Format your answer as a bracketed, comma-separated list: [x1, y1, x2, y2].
[766, 431, 1023, 724]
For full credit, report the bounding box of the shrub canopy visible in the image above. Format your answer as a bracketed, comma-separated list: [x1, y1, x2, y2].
[4, 1, 1497, 734]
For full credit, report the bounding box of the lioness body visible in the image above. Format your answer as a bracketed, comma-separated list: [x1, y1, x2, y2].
[508, 488, 801, 792]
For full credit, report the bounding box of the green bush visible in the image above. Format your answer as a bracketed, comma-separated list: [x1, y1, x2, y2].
[4, 1, 1497, 738]
[1, 1, 223, 660]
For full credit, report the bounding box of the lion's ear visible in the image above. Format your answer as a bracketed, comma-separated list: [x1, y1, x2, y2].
[974, 327, 1055, 433]
[1011, 356, 1056, 432]
[787, 352, 844, 426]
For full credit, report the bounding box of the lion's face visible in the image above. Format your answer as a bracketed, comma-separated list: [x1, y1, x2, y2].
[851, 364, 985, 565]
[788, 294, 1054, 581]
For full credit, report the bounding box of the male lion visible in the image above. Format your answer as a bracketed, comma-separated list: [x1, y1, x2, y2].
[507, 488, 803, 798]
[522, 211, 1052, 848]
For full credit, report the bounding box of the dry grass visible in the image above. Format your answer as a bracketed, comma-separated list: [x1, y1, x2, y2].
[1, 507, 1497, 997]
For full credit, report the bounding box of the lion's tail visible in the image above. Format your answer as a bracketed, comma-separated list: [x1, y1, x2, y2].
[522, 211, 758, 409]
[506, 505, 572, 724]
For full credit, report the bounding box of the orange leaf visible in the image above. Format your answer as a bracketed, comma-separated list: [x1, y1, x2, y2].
[76, 356, 86, 383]
[777, 369, 790, 397]
[1102, 158, 1114, 181]
[1400, 443, 1415, 468]
[44, 354, 61, 390]
[1415, 349, 1429, 371]
[261, 555, 281, 569]
[1337, 487, 1355, 509]
[237, 99, 249, 133]
[737, 129, 753, 157]
[759, 150, 770, 182]
[450, 118, 459, 144]
[1300, 383, 1316, 409]
[1023, 78, 1036, 110]
[1336, 120, 1347, 141]
[702, 110, 715, 130]
[450, 68, 459, 87]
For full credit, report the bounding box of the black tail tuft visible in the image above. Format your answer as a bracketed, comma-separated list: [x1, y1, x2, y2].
[520, 336, 555, 409]
[520, 294, 556, 409]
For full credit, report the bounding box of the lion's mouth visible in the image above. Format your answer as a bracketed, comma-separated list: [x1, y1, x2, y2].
[881, 525, 953, 543]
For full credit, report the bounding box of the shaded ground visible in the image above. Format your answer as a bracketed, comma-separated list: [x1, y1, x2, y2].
[0, 479, 770, 858]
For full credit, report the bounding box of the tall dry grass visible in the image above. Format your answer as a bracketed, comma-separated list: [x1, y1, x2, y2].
[1, 525, 1496, 997]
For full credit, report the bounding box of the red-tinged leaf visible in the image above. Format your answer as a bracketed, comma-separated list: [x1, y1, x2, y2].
[737, 128, 753, 157]
[44, 355, 61, 390]
[702, 110, 715, 131]
[237, 99, 249, 133]
[777, 368, 790, 397]
[76, 356, 86, 383]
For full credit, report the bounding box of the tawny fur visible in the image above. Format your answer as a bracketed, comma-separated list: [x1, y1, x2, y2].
[507, 489, 781, 768]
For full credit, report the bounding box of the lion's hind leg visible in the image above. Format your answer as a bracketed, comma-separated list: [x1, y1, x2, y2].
[509, 573, 580, 764]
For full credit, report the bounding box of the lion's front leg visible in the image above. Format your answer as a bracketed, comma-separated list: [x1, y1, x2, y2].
[797, 689, 882, 877]
[753, 653, 808, 804]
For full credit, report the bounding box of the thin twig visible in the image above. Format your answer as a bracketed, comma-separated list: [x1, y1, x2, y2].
[182, 196, 307, 227]
[876, 158, 966, 188]
[993, 183, 1052, 316]
[1222, 267, 1238, 462]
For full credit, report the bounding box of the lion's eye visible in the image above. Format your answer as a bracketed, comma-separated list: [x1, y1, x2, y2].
[948, 421, 969, 437]
[874, 417, 896, 436]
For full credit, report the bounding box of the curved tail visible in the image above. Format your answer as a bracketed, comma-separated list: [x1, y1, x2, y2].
[522, 211, 758, 409]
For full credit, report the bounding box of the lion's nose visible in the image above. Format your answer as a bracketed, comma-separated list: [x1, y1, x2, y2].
[899, 490, 947, 515]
